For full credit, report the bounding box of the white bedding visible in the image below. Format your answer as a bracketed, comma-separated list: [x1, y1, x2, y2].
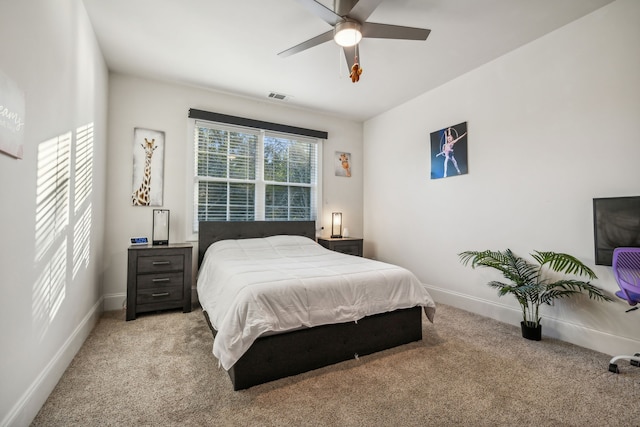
[197, 235, 436, 370]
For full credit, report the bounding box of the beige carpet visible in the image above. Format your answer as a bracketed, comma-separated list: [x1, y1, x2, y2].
[32, 304, 640, 426]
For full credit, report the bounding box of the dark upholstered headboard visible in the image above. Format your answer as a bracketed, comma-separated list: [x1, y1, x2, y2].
[198, 221, 316, 267]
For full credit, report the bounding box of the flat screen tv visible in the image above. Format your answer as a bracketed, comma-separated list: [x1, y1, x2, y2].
[593, 196, 640, 266]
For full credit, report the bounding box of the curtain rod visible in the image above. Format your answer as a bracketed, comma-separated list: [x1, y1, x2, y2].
[189, 108, 328, 140]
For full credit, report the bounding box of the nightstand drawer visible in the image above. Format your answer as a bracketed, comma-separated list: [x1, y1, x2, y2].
[317, 237, 363, 257]
[137, 272, 184, 289]
[137, 255, 184, 273]
[331, 242, 361, 256]
[137, 286, 183, 305]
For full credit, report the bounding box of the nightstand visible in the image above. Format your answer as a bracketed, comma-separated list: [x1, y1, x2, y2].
[317, 237, 363, 257]
[126, 243, 193, 321]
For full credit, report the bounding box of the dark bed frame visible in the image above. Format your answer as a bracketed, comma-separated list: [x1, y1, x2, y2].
[198, 221, 423, 390]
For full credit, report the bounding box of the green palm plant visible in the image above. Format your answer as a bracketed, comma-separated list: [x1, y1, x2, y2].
[458, 249, 612, 332]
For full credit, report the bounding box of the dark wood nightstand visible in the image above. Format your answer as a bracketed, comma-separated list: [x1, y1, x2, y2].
[126, 243, 193, 321]
[317, 237, 363, 257]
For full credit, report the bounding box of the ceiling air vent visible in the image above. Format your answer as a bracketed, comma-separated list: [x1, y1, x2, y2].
[268, 92, 289, 101]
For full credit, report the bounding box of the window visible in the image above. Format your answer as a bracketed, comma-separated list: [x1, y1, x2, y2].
[195, 124, 258, 222]
[188, 113, 324, 236]
[264, 133, 316, 220]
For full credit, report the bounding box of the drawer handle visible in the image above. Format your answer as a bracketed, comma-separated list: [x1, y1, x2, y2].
[152, 278, 171, 282]
[151, 292, 170, 297]
[152, 261, 171, 265]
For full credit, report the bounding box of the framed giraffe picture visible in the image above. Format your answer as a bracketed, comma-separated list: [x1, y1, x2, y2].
[131, 127, 165, 206]
[335, 151, 351, 177]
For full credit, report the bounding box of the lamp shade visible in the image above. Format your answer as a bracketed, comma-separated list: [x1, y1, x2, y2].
[152, 209, 169, 245]
[331, 212, 343, 238]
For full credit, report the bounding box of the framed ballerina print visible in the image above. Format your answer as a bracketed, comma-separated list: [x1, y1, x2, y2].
[430, 121, 468, 180]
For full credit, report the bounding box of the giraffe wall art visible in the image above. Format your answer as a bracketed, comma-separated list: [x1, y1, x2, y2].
[131, 128, 165, 206]
[335, 151, 352, 177]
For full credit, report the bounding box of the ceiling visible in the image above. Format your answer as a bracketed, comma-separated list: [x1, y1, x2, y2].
[82, 0, 614, 122]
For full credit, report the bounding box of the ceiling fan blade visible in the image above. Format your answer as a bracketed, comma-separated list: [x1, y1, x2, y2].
[278, 30, 334, 57]
[347, 0, 384, 23]
[361, 22, 431, 40]
[342, 45, 359, 71]
[295, 0, 341, 26]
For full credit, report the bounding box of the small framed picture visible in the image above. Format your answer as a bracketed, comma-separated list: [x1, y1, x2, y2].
[0, 71, 26, 159]
[430, 121, 468, 179]
[335, 151, 351, 177]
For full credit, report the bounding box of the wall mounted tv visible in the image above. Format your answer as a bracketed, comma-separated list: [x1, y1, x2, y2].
[593, 196, 640, 266]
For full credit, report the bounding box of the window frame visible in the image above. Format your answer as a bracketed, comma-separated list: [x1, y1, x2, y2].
[186, 117, 323, 242]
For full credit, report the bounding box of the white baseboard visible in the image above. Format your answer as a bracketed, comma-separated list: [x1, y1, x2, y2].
[425, 284, 640, 357]
[1, 298, 103, 427]
[103, 292, 127, 312]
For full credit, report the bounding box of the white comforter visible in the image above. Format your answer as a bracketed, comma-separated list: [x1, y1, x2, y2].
[197, 235, 436, 370]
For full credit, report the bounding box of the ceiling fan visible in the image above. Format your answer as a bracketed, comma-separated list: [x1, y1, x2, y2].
[278, 0, 431, 81]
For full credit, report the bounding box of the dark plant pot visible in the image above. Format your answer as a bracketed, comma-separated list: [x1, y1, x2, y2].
[520, 321, 542, 341]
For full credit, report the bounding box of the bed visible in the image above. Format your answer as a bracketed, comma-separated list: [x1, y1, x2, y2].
[197, 220, 436, 390]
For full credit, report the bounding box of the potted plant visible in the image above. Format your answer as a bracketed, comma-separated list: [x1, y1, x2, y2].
[458, 249, 612, 340]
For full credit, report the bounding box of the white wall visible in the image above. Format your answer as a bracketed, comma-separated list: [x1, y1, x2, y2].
[363, 0, 640, 356]
[0, 1, 108, 425]
[1, 1, 634, 423]
[103, 74, 363, 309]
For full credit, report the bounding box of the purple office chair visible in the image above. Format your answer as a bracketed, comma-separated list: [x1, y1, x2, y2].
[608, 247, 640, 374]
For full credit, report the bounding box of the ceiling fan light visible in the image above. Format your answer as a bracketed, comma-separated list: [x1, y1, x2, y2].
[334, 20, 362, 47]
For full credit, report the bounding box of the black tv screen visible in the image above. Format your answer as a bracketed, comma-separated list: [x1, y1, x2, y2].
[593, 196, 640, 266]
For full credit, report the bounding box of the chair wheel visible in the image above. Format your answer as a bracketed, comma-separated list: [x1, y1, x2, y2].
[609, 363, 620, 374]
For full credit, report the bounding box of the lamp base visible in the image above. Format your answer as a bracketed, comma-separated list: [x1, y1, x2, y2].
[330, 235, 342, 239]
